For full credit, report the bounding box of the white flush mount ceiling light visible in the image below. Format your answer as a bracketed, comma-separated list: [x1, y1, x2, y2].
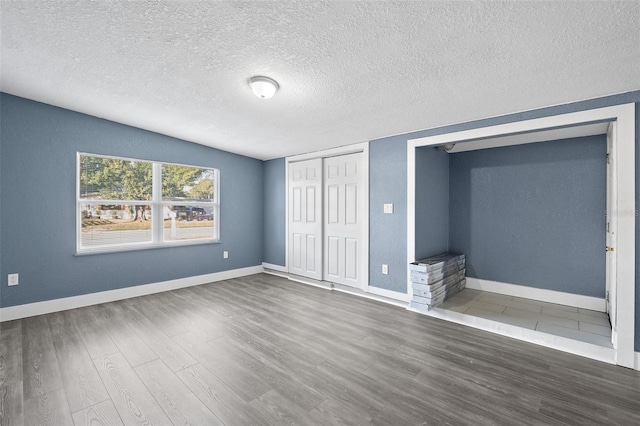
[249, 76, 279, 99]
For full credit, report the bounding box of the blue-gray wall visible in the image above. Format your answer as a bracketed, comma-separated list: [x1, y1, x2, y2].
[0, 94, 264, 308]
[369, 91, 640, 352]
[6, 91, 637, 352]
[449, 136, 607, 297]
[263, 158, 286, 266]
[368, 91, 639, 351]
[369, 137, 408, 292]
[414, 146, 449, 261]
[263, 93, 639, 351]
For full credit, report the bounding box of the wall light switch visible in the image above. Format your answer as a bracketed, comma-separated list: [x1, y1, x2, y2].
[382, 264, 388, 275]
[383, 204, 393, 214]
[8, 273, 19, 286]
[223, 251, 229, 259]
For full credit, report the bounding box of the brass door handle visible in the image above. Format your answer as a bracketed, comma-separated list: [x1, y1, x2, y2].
[605, 246, 614, 252]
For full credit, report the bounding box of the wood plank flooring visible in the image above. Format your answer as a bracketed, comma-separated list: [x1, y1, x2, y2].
[1, 273, 639, 425]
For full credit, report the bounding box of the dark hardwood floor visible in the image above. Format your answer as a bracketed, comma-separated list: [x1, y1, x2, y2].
[1, 273, 639, 425]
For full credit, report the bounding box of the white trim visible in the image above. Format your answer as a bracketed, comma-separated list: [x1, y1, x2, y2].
[408, 105, 631, 148]
[366, 285, 412, 303]
[333, 286, 408, 308]
[636, 351, 640, 371]
[284, 158, 289, 273]
[287, 143, 369, 163]
[361, 144, 370, 293]
[285, 274, 333, 290]
[263, 269, 410, 308]
[262, 262, 288, 273]
[407, 103, 635, 368]
[285, 141, 370, 291]
[76, 152, 221, 254]
[611, 104, 636, 368]
[445, 122, 609, 153]
[261, 268, 291, 280]
[606, 122, 618, 349]
[152, 162, 163, 244]
[411, 306, 617, 366]
[0, 265, 263, 322]
[465, 278, 606, 312]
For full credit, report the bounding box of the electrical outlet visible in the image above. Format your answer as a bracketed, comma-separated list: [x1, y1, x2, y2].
[382, 264, 388, 275]
[8, 273, 19, 286]
[383, 204, 393, 214]
[223, 251, 229, 259]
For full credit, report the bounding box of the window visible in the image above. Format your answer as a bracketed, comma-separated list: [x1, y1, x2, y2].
[77, 153, 219, 253]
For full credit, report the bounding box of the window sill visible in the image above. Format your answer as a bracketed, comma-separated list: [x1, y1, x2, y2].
[75, 239, 221, 256]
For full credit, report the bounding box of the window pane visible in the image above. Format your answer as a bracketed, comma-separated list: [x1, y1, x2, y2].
[80, 204, 152, 248]
[162, 165, 215, 202]
[163, 204, 215, 241]
[78, 153, 219, 253]
[80, 155, 152, 201]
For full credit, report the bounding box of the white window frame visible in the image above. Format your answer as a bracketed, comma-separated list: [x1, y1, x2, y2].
[76, 152, 220, 254]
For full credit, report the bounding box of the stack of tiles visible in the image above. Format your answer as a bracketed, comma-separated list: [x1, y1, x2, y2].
[409, 252, 466, 312]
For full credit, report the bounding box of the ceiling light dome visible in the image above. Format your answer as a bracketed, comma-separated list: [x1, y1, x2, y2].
[249, 76, 279, 99]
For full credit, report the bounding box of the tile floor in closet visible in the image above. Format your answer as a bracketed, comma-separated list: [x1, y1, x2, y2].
[439, 288, 613, 347]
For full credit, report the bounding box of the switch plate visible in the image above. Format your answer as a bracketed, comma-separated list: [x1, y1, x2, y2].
[223, 251, 229, 259]
[383, 204, 393, 214]
[382, 264, 388, 275]
[8, 273, 19, 286]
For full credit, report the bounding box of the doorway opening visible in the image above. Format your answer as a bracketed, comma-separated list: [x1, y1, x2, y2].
[408, 104, 636, 368]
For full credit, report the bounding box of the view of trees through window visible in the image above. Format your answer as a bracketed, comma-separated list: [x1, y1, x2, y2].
[78, 154, 218, 252]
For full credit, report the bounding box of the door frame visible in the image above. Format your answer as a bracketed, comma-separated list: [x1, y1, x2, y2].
[605, 121, 618, 348]
[407, 104, 635, 368]
[285, 142, 369, 291]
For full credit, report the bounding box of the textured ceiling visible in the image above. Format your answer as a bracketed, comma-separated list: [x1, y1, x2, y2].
[1, 1, 639, 160]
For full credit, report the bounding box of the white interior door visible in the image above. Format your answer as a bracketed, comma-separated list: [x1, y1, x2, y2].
[324, 153, 365, 288]
[288, 159, 323, 281]
[605, 123, 617, 345]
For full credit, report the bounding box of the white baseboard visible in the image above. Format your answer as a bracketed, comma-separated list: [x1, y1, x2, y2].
[366, 285, 411, 303]
[465, 278, 606, 312]
[636, 351, 640, 371]
[286, 275, 333, 290]
[262, 262, 288, 273]
[333, 285, 408, 308]
[263, 269, 409, 308]
[0, 265, 263, 322]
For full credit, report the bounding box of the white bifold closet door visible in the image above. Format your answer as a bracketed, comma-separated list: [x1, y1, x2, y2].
[288, 158, 323, 281]
[323, 153, 364, 288]
[288, 152, 364, 288]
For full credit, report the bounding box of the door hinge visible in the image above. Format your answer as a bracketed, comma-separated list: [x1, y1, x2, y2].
[606, 291, 609, 302]
[606, 153, 610, 164]
[607, 222, 609, 233]
[605, 246, 614, 252]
